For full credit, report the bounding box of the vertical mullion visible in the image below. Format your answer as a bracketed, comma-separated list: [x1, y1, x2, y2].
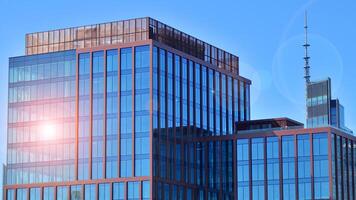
[139, 181, 142, 200]
[248, 139, 252, 200]
[233, 140, 237, 199]
[295, 134, 299, 200]
[172, 53, 176, 181]
[310, 132, 315, 199]
[75, 52, 79, 181]
[279, 136, 283, 200]
[149, 43, 153, 200]
[54, 186, 57, 200]
[237, 80, 240, 122]
[232, 79, 235, 133]
[40, 187, 43, 200]
[109, 182, 113, 200]
[165, 50, 168, 180]
[117, 48, 121, 178]
[218, 72, 222, 136]
[327, 132, 333, 200]
[89, 51, 93, 180]
[264, 137, 268, 199]
[132, 46, 135, 177]
[334, 134, 339, 200]
[179, 55, 183, 185]
[341, 137, 344, 200]
[103, 50, 107, 178]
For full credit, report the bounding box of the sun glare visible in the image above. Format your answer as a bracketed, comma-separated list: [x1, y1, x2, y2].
[40, 123, 56, 141]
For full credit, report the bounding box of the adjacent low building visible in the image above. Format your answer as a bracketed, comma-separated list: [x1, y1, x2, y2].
[3, 17, 355, 200]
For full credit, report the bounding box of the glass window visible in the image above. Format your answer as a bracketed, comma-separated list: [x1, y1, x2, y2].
[208, 69, 214, 135]
[30, 188, 40, 200]
[85, 184, 96, 200]
[142, 181, 150, 200]
[99, 183, 110, 200]
[57, 186, 68, 200]
[78, 52, 90, 180]
[237, 139, 249, 200]
[297, 134, 311, 200]
[267, 137, 279, 200]
[251, 138, 264, 200]
[7, 189, 15, 200]
[215, 72, 221, 135]
[134, 45, 150, 176]
[17, 189, 28, 200]
[120, 47, 133, 178]
[70, 185, 83, 200]
[239, 81, 245, 121]
[113, 182, 125, 200]
[128, 181, 140, 200]
[43, 187, 55, 200]
[313, 133, 329, 199]
[92, 51, 105, 180]
[106, 49, 119, 178]
[282, 135, 295, 200]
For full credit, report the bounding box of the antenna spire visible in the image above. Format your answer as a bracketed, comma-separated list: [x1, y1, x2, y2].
[304, 11, 311, 84]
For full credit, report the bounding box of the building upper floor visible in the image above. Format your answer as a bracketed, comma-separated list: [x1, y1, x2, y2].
[24, 17, 239, 75]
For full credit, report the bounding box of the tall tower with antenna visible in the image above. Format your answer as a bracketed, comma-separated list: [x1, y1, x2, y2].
[304, 11, 311, 84]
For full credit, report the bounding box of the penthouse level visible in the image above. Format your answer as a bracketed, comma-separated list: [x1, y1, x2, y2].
[25, 17, 240, 75]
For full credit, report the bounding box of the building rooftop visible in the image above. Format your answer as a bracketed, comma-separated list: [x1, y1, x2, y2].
[25, 17, 239, 74]
[235, 118, 304, 132]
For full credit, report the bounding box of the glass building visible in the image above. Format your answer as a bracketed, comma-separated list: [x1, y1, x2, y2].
[3, 17, 355, 200]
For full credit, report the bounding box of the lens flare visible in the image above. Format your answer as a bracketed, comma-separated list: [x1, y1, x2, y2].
[40, 123, 56, 141]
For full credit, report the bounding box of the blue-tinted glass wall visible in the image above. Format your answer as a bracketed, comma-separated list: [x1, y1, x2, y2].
[151, 44, 249, 199]
[7, 50, 76, 185]
[77, 46, 150, 181]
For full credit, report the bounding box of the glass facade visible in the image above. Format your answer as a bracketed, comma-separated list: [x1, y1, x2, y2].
[6, 17, 356, 200]
[7, 50, 76, 185]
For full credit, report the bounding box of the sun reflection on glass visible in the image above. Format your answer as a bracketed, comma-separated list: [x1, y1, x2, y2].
[40, 122, 56, 141]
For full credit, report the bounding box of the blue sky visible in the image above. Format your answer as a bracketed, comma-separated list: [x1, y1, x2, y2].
[1, 0, 355, 195]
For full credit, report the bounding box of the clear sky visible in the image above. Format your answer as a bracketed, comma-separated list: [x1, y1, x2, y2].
[1, 0, 355, 195]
